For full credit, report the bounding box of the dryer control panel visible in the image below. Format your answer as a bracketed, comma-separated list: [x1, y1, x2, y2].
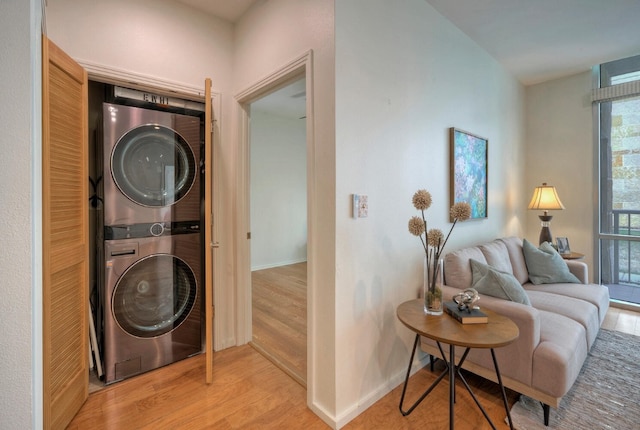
[105, 220, 200, 240]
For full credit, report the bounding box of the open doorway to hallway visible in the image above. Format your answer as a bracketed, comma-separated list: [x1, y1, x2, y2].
[248, 76, 307, 386]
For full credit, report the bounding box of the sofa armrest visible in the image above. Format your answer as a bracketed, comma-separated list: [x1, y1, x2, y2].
[440, 285, 541, 351]
[565, 260, 588, 284]
[424, 285, 542, 385]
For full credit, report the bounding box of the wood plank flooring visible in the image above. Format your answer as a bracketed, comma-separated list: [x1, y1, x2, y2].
[70, 296, 640, 428]
[251, 262, 307, 386]
[68, 346, 324, 430]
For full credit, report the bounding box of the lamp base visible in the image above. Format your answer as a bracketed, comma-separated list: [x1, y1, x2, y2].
[538, 215, 553, 245]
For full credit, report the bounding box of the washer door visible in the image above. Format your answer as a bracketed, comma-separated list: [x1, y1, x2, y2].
[111, 124, 196, 207]
[112, 254, 197, 338]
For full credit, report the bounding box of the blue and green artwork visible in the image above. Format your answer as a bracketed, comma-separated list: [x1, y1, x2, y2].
[451, 128, 487, 219]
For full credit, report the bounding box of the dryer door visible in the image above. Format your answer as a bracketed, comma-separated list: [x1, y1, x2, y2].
[112, 254, 197, 338]
[111, 124, 196, 207]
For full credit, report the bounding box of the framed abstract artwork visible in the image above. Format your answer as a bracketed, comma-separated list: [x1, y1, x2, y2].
[449, 128, 488, 221]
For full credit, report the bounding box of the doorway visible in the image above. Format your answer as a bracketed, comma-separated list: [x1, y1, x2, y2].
[249, 77, 308, 386]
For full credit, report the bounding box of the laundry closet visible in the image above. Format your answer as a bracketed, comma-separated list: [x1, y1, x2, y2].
[88, 82, 206, 385]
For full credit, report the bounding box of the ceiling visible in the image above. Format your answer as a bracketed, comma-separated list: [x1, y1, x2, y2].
[425, 0, 640, 85]
[177, 0, 640, 86]
[175, 0, 259, 23]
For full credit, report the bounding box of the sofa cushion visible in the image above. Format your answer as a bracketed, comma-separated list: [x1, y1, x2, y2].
[479, 240, 513, 273]
[499, 237, 530, 285]
[524, 283, 610, 325]
[526, 290, 600, 349]
[522, 239, 581, 285]
[470, 259, 531, 305]
[444, 246, 487, 289]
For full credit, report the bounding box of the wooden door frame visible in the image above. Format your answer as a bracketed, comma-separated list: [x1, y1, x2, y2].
[234, 50, 315, 386]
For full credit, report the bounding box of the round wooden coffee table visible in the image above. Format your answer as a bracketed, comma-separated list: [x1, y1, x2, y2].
[397, 299, 519, 429]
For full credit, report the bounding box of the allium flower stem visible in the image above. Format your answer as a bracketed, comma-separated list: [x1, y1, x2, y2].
[421, 210, 430, 268]
[418, 231, 428, 255]
[438, 218, 459, 260]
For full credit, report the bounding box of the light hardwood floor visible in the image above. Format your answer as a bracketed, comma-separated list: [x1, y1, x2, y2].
[251, 262, 307, 387]
[71, 288, 639, 429]
[601, 304, 640, 335]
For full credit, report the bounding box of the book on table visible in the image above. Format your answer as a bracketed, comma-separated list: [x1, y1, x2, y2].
[444, 301, 488, 324]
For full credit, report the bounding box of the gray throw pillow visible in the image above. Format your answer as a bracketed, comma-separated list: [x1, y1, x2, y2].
[522, 239, 581, 285]
[470, 259, 531, 305]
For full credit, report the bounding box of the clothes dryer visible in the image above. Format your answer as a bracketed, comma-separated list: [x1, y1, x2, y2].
[103, 231, 202, 384]
[103, 103, 202, 228]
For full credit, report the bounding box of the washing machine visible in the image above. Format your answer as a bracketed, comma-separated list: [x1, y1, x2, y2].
[102, 102, 202, 231]
[103, 230, 202, 384]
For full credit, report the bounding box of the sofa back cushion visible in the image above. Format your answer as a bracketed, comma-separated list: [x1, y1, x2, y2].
[499, 237, 530, 285]
[444, 246, 487, 289]
[479, 240, 512, 273]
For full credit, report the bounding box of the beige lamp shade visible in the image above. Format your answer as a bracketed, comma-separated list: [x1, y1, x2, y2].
[528, 182, 564, 245]
[527, 183, 565, 213]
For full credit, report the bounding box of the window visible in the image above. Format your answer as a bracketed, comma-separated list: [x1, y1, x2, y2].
[594, 54, 640, 305]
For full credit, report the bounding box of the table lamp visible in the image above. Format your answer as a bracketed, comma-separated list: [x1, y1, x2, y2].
[528, 182, 565, 245]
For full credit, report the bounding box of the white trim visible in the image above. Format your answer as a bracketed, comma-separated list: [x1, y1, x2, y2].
[33, 2, 44, 428]
[235, 51, 310, 103]
[306, 354, 431, 429]
[333, 355, 431, 429]
[234, 49, 315, 398]
[251, 259, 308, 272]
[234, 101, 252, 346]
[76, 59, 213, 101]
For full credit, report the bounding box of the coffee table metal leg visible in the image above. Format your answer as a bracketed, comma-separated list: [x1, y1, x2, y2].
[449, 344, 455, 430]
[399, 334, 448, 416]
[456, 368, 495, 429]
[398, 340, 513, 430]
[491, 348, 514, 430]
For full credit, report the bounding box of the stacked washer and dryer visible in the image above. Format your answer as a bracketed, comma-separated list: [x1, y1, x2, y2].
[100, 101, 204, 384]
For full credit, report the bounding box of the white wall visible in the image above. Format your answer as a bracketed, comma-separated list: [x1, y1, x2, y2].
[250, 111, 307, 270]
[0, 0, 40, 428]
[525, 71, 595, 276]
[233, 0, 336, 423]
[334, 0, 526, 425]
[46, 0, 234, 89]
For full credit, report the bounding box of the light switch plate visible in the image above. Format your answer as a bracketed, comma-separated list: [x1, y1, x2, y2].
[352, 194, 368, 218]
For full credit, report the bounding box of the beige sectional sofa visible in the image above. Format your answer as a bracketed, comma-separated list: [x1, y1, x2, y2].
[419, 237, 610, 425]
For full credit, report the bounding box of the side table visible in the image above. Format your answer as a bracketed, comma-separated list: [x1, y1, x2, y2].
[396, 299, 519, 429]
[561, 252, 584, 260]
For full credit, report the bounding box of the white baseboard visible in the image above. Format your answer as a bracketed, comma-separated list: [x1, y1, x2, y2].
[251, 258, 307, 271]
[308, 353, 431, 429]
[214, 336, 238, 351]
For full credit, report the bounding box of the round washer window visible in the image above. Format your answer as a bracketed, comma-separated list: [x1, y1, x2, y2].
[112, 254, 197, 338]
[111, 124, 196, 207]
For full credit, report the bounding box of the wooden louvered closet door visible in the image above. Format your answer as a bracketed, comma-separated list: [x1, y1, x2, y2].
[42, 36, 89, 429]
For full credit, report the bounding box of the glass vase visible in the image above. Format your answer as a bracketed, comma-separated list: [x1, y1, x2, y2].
[424, 257, 444, 315]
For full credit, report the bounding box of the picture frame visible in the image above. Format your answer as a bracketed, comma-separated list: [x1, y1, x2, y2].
[449, 128, 488, 221]
[556, 237, 571, 255]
